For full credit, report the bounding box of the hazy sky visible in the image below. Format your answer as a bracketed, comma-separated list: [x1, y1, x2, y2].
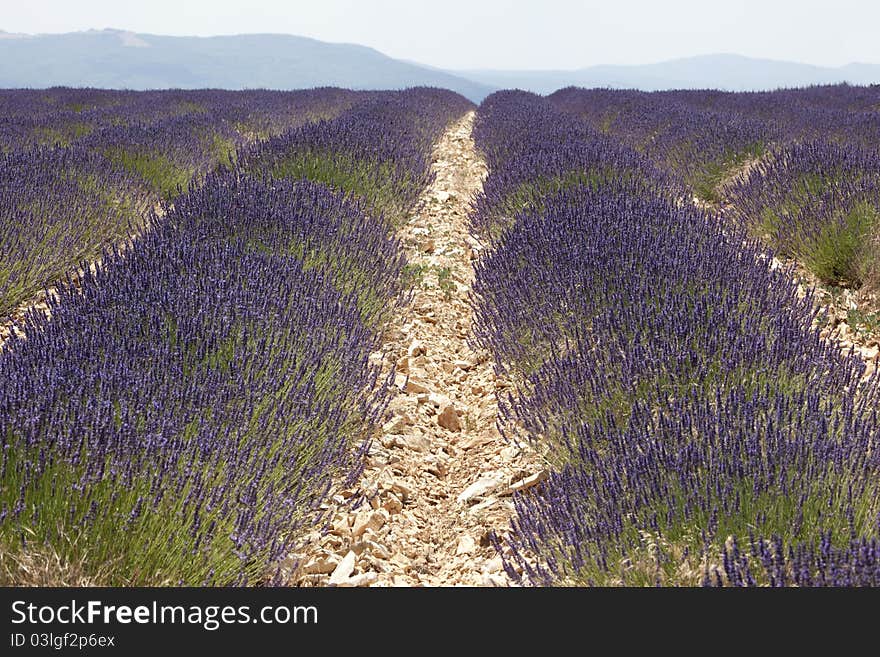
[3, 0, 877, 70]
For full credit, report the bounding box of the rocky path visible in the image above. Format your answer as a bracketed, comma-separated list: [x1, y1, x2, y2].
[286, 111, 544, 587]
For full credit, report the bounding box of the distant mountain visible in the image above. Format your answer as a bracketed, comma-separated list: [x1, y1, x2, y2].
[456, 54, 880, 94]
[0, 29, 494, 101]
[1, 32, 877, 100]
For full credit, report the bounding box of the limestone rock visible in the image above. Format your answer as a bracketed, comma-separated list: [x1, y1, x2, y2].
[329, 551, 357, 584]
[437, 404, 461, 431]
[457, 475, 503, 503]
[456, 535, 477, 555]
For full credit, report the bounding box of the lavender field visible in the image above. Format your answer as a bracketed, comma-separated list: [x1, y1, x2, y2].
[1, 83, 878, 586]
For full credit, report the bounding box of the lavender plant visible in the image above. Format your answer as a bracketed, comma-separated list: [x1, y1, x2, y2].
[169, 171, 407, 328]
[471, 91, 676, 240]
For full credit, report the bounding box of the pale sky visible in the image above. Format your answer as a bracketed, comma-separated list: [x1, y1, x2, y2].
[2, 0, 876, 70]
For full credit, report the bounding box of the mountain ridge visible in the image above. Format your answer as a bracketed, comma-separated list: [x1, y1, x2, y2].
[456, 54, 880, 93]
[0, 29, 495, 101]
[1, 30, 878, 100]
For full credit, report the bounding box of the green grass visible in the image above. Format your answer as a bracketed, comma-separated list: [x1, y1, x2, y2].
[847, 307, 880, 338]
[32, 122, 94, 147]
[105, 147, 193, 199]
[175, 101, 207, 115]
[797, 201, 878, 285]
[688, 141, 766, 204]
[269, 149, 414, 227]
[209, 134, 238, 170]
[437, 267, 455, 300]
[402, 262, 430, 289]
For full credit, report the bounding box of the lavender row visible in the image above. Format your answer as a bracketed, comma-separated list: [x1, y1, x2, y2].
[548, 87, 774, 204]
[239, 87, 474, 225]
[548, 85, 880, 290]
[0, 88, 359, 322]
[0, 173, 401, 585]
[0, 88, 468, 584]
[0, 87, 361, 152]
[470, 91, 676, 240]
[728, 140, 880, 286]
[0, 146, 154, 317]
[471, 91, 880, 586]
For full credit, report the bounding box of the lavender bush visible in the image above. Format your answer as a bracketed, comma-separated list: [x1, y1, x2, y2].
[471, 91, 676, 240]
[170, 171, 407, 328]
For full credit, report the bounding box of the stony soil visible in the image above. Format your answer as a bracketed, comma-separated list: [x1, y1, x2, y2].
[790, 261, 879, 373]
[284, 111, 544, 587]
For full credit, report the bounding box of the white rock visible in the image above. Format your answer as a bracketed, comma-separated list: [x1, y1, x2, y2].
[482, 573, 507, 587]
[403, 434, 432, 453]
[428, 391, 452, 407]
[353, 510, 387, 538]
[382, 416, 410, 434]
[329, 551, 357, 584]
[456, 535, 477, 555]
[457, 475, 503, 503]
[482, 556, 504, 574]
[500, 445, 520, 460]
[302, 554, 340, 575]
[405, 378, 430, 395]
[365, 541, 392, 560]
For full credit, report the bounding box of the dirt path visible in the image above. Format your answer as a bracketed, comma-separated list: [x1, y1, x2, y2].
[286, 111, 544, 587]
